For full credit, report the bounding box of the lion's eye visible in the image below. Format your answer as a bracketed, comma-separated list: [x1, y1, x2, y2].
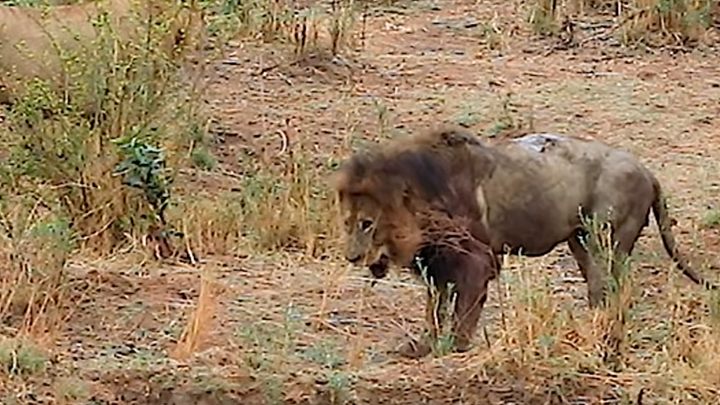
[359, 220, 373, 232]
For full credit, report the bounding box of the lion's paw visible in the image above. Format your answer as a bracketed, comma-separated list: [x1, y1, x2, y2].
[395, 338, 432, 359]
[454, 340, 473, 353]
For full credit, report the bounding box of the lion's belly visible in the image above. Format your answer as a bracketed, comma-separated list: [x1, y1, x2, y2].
[486, 208, 578, 257]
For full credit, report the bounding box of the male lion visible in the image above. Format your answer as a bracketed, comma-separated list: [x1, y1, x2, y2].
[0, 0, 205, 108]
[333, 125, 716, 356]
[332, 130, 503, 357]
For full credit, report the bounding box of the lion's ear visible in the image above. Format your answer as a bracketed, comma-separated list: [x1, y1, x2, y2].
[441, 127, 479, 147]
[328, 168, 347, 192]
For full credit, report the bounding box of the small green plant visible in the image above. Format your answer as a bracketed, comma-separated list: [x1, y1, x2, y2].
[55, 377, 90, 403]
[186, 123, 218, 171]
[708, 288, 720, 328]
[702, 209, 720, 229]
[329, 0, 359, 55]
[372, 98, 393, 138]
[477, 22, 505, 51]
[451, 101, 482, 128]
[301, 339, 347, 369]
[324, 369, 355, 404]
[435, 283, 459, 356]
[113, 136, 174, 227]
[528, 0, 560, 37]
[0, 338, 48, 376]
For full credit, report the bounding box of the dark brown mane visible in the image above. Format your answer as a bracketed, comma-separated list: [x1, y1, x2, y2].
[334, 126, 492, 244]
[338, 146, 455, 203]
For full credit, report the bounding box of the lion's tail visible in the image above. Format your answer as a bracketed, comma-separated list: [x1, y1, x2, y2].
[651, 176, 717, 290]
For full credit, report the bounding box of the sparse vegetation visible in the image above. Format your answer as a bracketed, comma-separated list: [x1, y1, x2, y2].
[0, 0, 718, 403]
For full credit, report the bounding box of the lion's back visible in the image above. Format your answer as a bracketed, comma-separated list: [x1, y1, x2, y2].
[0, 0, 141, 103]
[509, 132, 648, 170]
[509, 132, 656, 200]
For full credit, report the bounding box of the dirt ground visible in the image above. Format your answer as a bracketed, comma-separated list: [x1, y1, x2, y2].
[3, 0, 720, 404]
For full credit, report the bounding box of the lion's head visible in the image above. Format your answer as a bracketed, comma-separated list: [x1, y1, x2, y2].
[331, 126, 492, 279]
[332, 161, 424, 278]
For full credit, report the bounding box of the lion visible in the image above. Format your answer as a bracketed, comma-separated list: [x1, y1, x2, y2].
[332, 125, 716, 357]
[0, 0, 205, 109]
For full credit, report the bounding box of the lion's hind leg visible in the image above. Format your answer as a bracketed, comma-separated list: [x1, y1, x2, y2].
[568, 210, 647, 308]
[607, 215, 646, 284]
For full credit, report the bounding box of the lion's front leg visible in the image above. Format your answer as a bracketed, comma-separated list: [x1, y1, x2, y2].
[451, 262, 491, 353]
[396, 281, 449, 359]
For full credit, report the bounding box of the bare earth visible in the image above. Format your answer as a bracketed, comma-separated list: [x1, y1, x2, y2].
[3, 0, 720, 404]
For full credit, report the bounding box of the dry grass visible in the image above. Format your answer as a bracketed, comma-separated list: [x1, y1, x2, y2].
[171, 269, 220, 360]
[167, 120, 343, 259]
[528, 0, 718, 46]
[0, 0, 718, 403]
[206, 0, 362, 58]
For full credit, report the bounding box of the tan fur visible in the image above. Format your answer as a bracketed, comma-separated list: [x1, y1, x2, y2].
[333, 125, 716, 355]
[0, 0, 205, 106]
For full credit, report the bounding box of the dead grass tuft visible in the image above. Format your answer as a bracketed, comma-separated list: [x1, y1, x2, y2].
[172, 270, 221, 360]
[0, 193, 74, 336]
[169, 120, 341, 259]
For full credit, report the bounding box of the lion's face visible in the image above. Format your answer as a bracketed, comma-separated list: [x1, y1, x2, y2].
[339, 193, 391, 278]
[337, 190, 423, 279]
